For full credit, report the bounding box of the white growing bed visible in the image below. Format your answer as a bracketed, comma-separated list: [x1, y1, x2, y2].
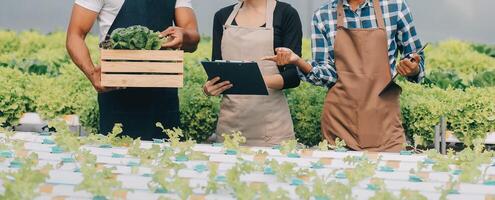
[0, 132, 494, 200]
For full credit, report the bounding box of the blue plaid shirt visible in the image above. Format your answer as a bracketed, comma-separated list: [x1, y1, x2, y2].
[300, 0, 425, 88]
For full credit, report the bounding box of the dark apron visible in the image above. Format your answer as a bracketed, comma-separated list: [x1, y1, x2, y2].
[98, 0, 178, 140]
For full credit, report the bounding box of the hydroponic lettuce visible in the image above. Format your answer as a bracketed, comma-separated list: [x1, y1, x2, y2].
[104, 25, 163, 50]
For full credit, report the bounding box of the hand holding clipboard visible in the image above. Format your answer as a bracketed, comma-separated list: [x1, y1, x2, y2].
[201, 61, 269, 96]
[379, 43, 429, 96]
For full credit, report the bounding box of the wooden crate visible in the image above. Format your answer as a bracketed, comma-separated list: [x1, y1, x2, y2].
[100, 49, 183, 88]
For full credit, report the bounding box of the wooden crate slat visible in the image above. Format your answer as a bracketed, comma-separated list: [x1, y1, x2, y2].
[101, 49, 183, 61]
[101, 74, 183, 88]
[101, 61, 183, 73]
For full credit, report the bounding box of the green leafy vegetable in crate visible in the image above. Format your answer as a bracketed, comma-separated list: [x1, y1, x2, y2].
[105, 25, 164, 50]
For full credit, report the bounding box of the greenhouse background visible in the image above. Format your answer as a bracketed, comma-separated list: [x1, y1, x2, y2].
[0, 0, 494, 44]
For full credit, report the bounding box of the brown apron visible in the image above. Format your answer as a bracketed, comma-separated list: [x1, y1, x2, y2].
[215, 0, 295, 146]
[321, 0, 405, 152]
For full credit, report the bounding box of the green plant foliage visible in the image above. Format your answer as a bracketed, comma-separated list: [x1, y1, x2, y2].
[269, 160, 297, 182]
[279, 139, 299, 155]
[470, 70, 495, 88]
[471, 43, 495, 58]
[83, 123, 133, 147]
[399, 189, 427, 200]
[205, 162, 221, 194]
[50, 120, 81, 152]
[400, 82, 495, 146]
[1, 31, 495, 147]
[369, 179, 399, 200]
[108, 25, 163, 50]
[426, 138, 494, 183]
[0, 68, 31, 126]
[75, 164, 122, 198]
[0, 153, 51, 200]
[222, 131, 246, 151]
[426, 40, 495, 78]
[343, 156, 377, 186]
[422, 70, 467, 90]
[286, 83, 326, 146]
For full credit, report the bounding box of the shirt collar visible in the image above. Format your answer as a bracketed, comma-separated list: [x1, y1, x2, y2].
[331, 0, 372, 9]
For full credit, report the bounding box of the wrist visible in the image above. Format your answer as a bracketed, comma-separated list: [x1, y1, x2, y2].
[295, 58, 311, 74]
[202, 85, 210, 96]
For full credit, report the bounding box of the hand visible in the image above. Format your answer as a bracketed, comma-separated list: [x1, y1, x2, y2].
[203, 77, 233, 96]
[397, 53, 421, 77]
[89, 67, 119, 93]
[160, 26, 184, 49]
[262, 47, 301, 66]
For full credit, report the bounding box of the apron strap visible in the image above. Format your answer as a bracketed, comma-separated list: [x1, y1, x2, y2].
[265, 0, 276, 29]
[225, 1, 244, 26]
[224, 0, 277, 29]
[372, 0, 385, 29]
[337, 0, 385, 29]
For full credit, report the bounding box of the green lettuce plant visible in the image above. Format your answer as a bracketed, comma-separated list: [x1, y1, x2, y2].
[107, 25, 163, 50]
[0, 153, 51, 200]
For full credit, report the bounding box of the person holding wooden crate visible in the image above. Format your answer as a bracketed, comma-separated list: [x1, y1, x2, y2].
[66, 0, 200, 140]
[263, 0, 426, 152]
[203, 0, 302, 146]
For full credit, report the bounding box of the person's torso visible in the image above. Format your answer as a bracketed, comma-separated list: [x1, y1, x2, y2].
[218, 2, 295, 53]
[316, 0, 404, 72]
[95, 0, 179, 41]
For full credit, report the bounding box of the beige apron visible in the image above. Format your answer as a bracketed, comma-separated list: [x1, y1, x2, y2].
[321, 0, 405, 152]
[216, 0, 295, 146]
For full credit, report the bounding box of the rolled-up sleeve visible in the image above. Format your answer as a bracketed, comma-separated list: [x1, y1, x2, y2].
[175, 0, 192, 8]
[298, 11, 338, 89]
[397, 0, 425, 83]
[75, 0, 103, 13]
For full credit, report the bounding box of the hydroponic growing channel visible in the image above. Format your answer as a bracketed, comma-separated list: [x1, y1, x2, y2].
[0, 126, 494, 200]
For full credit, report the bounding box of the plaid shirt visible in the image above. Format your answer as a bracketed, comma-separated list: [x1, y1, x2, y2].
[300, 0, 425, 88]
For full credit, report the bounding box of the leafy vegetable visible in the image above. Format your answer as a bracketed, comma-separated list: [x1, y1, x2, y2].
[470, 70, 495, 87]
[205, 162, 221, 194]
[50, 120, 81, 152]
[279, 139, 299, 155]
[222, 131, 246, 152]
[343, 156, 376, 186]
[423, 70, 466, 90]
[83, 123, 133, 147]
[108, 25, 163, 50]
[75, 164, 122, 199]
[0, 153, 51, 200]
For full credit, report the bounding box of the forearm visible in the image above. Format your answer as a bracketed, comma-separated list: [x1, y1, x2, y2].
[181, 28, 200, 52]
[66, 34, 96, 80]
[294, 58, 313, 74]
[264, 75, 284, 90]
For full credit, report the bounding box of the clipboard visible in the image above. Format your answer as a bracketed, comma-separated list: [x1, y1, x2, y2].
[201, 61, 269, 95]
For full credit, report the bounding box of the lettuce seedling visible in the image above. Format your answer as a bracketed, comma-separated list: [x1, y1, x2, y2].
[0, 153, 51, 200]
[75, 164, 122, 199]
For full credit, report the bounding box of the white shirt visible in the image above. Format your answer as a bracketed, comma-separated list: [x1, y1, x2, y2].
[75, 0, 193, 41]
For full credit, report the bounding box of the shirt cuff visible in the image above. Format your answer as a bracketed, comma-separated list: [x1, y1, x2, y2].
[296, 66, 309, 82]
